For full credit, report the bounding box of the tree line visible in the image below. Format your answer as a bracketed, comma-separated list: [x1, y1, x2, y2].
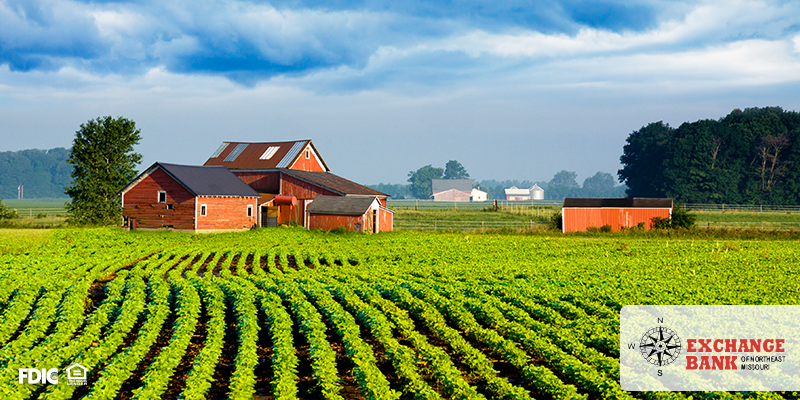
[370, 161, 625, 200]
[0, 148, 71, 199]
[618, 107, 800, 204]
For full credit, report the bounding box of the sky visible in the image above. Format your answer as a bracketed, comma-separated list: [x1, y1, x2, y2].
[2, 0, 800, 185]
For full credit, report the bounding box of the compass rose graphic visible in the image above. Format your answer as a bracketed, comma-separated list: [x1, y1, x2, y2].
[639, 326, 682, 366]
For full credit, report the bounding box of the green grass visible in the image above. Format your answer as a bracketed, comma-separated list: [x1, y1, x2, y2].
[2, 198, 69, 217]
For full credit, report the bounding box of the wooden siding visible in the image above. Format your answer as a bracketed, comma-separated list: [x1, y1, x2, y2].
[308, 213, 363, 231]
[432, 190, 471, 202]
[196, 196, 259, 230]
[289, 144, 326, 172]
[379, 208, 393, 232]
[122, 167, 196, 230]
[233, 171, 281, 192]
[281, 174, 340, 200]
[562, 207, 671, 232]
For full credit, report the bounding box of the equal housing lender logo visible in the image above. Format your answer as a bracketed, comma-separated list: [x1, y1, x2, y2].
[620, 306, 800, 391]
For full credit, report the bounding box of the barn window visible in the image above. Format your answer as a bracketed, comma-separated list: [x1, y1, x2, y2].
[247, 205, 253, 217]
[305, 149, 310, 159]
[200, 205, 207, 216]
[158, 191, 167, 203]
[165, 204, 174, 210]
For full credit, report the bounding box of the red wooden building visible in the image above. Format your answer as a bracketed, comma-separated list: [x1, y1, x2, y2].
[561, 198, 673, 232]
[306, 195, 393, 233]
[120, 162, 260, 232]
[203, 140, 391, 230]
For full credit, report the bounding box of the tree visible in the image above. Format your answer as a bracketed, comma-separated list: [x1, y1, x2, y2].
[65, 116, 142, 225]
[546, 170, 579, 200]
[582, 172, 619, 198]
[443, 160, 470, 179]
[407, 165, 443, 199]
[618, 121, 673, 198]
[0, 199, 18, 221]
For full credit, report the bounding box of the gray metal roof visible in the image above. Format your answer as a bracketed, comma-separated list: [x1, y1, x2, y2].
[432, 179, 474, 193]
[306, 195, 378, 215]
[157, 162, 260, 197]
[563, 198, 673, 208]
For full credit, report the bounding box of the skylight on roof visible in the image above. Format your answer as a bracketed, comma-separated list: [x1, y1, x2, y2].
[259, 146, 280, 160]
[224, 143, 249, 162]
[210, 142, 229, 158]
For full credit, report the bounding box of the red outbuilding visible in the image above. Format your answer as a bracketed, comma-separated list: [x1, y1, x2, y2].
[306, 195, 393, 233]
[120, 162, 260, 232]
[561, 198, 673, 232]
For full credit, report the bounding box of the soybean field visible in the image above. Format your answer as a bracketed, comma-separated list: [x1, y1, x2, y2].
[1, 228, 798, 399]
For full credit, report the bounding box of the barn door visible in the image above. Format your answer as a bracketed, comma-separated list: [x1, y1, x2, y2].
[262, 206, 278, 227]
[372, 210, 378, 233]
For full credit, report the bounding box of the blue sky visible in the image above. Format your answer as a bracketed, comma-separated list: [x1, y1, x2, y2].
[2, 0, 800, 185]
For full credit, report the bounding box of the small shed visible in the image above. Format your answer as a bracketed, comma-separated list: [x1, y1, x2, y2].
[120, 162, 260, 232]
[561, 198, 673, 232]
[306, 195, 393, 233]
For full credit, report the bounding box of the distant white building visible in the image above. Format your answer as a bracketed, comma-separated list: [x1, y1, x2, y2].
[431, 179, 481, 202]
[505, 185, 545, 201]
[470, 188, 487, 202]
[530, 184, 544, 200]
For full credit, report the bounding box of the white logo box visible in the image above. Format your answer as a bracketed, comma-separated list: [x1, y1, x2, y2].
[620, 305, 800, 391]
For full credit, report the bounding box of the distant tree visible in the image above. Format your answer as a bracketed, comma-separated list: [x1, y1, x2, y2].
[0, 148, 71, 199]
[65, 116, 142, 225]
[443, 160, 470, 179]
[546, 170, 580, 200]
[407, 165, 443, 199]
[367, 183, 410, 199]
[582, 172, 625, 198]
[0, 199, 18, 221]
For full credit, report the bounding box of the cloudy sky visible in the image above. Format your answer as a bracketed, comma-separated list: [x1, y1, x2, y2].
[2, 0, 800, 185]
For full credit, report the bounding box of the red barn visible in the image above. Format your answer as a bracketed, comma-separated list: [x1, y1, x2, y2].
[120, 162, 260, 232]
[306, 195, 393, 233]
[203, 140, 390, 230]
[561, 198, 673, 232]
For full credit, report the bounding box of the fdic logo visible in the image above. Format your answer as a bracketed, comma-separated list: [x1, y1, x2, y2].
[628, 323, 683, 376]
[19, 363, 88, 386]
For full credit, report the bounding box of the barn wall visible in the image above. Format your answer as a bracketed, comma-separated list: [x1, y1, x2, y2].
[562, 207, 672, 232]
[233, 171, 281, 192]
[289, 144, 326, 171]
[122, 167, 196, 230]
[379, 209, 393, 232]
[281, 174, 339, 200]
[308, 213, 364, 231]
[432, 190, 471, 202]
[196, 196, 259, 230]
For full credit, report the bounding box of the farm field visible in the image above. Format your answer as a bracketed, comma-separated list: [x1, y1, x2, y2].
[1, 228, 799, 399]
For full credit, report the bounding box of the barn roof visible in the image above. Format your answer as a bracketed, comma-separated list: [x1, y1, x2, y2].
[281, 170, 388, 197]
[562, 198, 673, 208]
[306, 195, 379, 215]
[203, 140, 329, 171]
[432, 179, 474, 193]
[120, 162, 260, 197]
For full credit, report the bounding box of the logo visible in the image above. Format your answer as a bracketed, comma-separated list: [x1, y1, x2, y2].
[18, 368, 59, 385]
[66, 363, 88, 386]
[639, 326, 682, 367]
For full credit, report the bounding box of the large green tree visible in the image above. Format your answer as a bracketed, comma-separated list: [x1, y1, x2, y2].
[443, 160, 470, 179]
[65, 116, 142, 225]
[546, 170, 580, 200]
[407, 165, 443, 199]
[619, 107, 800, 204]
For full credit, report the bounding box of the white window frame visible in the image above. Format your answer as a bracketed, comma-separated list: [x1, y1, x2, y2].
[247, 204, 253, 217]
[200, 204, 207, 216]
[305, 149, 310, 159]
[157, 191, 167, 203]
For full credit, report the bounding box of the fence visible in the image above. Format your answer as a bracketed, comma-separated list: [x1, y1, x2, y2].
[683, 203, 800, 213]
[388, 199, 562, 211]
[395, 219, 548, 231]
